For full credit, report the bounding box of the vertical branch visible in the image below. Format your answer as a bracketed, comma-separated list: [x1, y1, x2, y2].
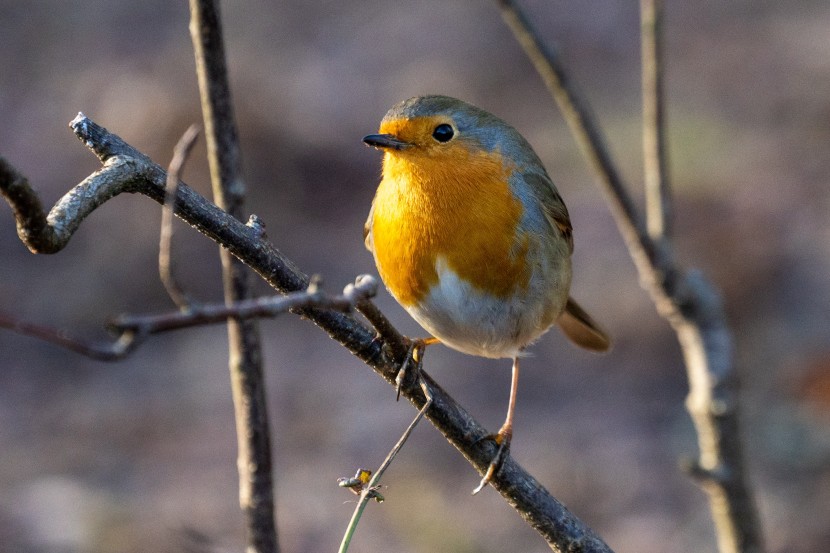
[641, 0, 672, 240]
[189, 2, 278, 553]
[496, 0, 664, 286]
[640, 3, 762, 552]
[498, 1, 764, 552]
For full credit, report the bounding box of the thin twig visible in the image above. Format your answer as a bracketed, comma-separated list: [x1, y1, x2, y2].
[338, 376, 434, 553]
[189, 1, 276, 551]
[352, 274, 409, 361]
[161, 124, 201, 309]
[0, 279, 374, 362]
[0, 312, 143, 361]
[641, 0, 672, 240]
[110, 282, 363, 334]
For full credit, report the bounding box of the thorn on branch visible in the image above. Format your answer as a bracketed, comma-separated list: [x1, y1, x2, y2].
[246, 214, 268, 240]
[306, 274, 323, 295]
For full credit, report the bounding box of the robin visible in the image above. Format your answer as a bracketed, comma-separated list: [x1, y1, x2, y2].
[363, 95, 610, 494]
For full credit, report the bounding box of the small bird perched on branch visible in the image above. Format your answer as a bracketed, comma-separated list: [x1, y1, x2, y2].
[363, 95, 609, 494]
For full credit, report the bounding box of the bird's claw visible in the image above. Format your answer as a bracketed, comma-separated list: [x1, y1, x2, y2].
[472, 429, 512, 495]
[395, 338, 432, 400]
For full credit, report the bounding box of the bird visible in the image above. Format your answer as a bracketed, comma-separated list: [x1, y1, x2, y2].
[362, 95, 610, 494]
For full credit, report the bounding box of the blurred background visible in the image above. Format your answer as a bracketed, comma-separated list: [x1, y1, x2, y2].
[1, 1, 829, 552]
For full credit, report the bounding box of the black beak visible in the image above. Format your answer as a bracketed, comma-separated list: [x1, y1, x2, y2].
[362, 133, 411, 151]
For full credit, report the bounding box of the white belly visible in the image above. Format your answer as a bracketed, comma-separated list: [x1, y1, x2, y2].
[404, 256, 570, 359]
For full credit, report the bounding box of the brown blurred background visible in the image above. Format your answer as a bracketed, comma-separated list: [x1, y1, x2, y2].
[1, 1, 829, 552]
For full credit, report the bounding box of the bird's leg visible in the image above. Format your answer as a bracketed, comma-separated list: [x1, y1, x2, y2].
[472, 356, 520, 495]
[395, 336, 440, 400]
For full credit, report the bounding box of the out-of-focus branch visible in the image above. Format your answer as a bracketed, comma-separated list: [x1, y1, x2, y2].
[0, 113, 613, 552]
[0, 311, 142, 361]
[640, 2, 763, 550]
[497, 1, 764, 552]
[188, 1, 276, 552]
[641, 0, 672, 241]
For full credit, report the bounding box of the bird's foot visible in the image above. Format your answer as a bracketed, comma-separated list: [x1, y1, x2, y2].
[472, 426, 512, 495]
[395, 337, 438, 400]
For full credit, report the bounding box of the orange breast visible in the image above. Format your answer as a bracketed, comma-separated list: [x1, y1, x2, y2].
[370, 145, 530, 307]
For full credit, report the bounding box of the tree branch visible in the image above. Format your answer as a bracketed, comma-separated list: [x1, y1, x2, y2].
[188, 1, 277, 551]
[641, 0, 672, 241]
[497, 1, 764, 552]
[1, 113, 612, 552]
[0, 311, 143, 361]
[0, 276, 377, 361]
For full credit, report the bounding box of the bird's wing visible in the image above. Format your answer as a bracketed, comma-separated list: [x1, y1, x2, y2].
[525, 171, 573, 253]
[363, 202, 375, 253]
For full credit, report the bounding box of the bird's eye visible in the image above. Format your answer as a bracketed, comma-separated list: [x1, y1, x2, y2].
[432, 123, 454, 143]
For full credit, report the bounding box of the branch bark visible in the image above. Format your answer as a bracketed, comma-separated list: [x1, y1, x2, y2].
[1, 113, 613, 553]
[188, 1, 277, 552]
[497, 1, 764, 552]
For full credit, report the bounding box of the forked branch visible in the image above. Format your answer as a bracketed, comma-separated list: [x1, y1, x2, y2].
[497, 1, 764, 552]
[0, 113, 612, 552]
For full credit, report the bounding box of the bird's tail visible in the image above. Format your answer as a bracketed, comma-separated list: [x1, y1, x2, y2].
[557, 297, 611, 353]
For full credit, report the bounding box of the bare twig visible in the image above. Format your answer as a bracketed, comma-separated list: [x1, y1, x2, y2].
[352, 273, 409, 362]
[641, 0, 672, 240]
[1, 113, 614, 551]
[338, 376, 434, 553]
[498, 1, 764, 552]
[0, 311, 143, 361]
[110, 280, 366, 334]
[189, 1, 277, 552]
[0, 279, 375, 362]
[161, 124, 201, 309]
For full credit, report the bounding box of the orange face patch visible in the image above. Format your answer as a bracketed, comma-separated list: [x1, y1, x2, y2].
[369, 117, 530, 307]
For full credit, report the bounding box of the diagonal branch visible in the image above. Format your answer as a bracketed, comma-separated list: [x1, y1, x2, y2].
[338, 375, 434, 553]
[0, 113, 612, 553]
[497, 1, 764, 552]
[0, 311, 143, 361]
